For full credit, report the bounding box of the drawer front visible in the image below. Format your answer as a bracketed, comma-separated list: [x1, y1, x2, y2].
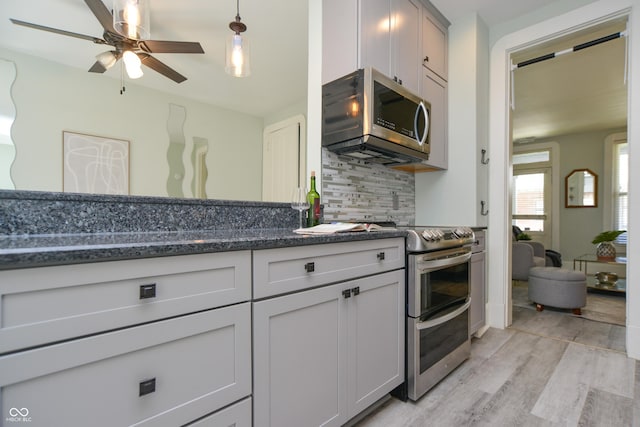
[0, 251, 251, 353]
[472, 230, 486, 253]
[186, 397, 251, 427]
[0, 303, 251, 427]
[253, 238, 404, 299]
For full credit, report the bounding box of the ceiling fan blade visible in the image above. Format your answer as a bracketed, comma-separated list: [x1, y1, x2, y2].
[88, 61, 108, 73]
[139, 40, 205, 54]
[138, 54, 187, 83]
[10, 18, 106, 44]
[84, 0, 117, 33]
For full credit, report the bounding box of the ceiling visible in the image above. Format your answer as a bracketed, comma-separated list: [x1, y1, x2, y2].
[0, 0, 308, 118]
[0, 0, 628, 138]
[430, 0, 628, 141]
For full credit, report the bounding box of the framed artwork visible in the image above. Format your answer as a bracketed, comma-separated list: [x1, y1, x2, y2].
[63, 131, 130, 195]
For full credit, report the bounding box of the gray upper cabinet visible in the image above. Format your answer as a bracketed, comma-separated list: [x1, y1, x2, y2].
[422, 7, 448, 81]
[323, 0, 422, 94]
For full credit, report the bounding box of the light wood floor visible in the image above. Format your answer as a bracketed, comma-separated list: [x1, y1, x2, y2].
[356, 308, 639, 426]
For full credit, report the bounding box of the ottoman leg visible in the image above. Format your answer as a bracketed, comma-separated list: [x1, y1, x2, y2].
[536, 303, 544, 312]
[572, 308, 582, 315]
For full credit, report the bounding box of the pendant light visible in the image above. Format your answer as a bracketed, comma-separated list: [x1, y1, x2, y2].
[225, 0, 251, 77]
[113, 0, 150, 40]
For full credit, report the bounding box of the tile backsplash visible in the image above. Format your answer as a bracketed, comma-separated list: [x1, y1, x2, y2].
[321, 148, 415, 226]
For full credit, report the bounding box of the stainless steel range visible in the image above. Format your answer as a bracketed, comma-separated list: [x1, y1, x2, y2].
[403, 226, 475, 401]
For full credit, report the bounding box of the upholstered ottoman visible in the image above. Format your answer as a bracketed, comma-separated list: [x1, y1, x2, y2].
[528, 267, 587, 315]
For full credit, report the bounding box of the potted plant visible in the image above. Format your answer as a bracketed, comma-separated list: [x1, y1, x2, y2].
[516, 232, 532, 241]
[592, 230, 625, 260]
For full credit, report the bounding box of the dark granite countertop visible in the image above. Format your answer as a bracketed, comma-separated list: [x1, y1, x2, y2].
[0, 228, 407, 270]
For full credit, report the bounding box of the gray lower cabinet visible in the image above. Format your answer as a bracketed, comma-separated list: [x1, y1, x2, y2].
[253, 268, 405, 427]
[0, 252, 252, 427]
[470, 230, 486, 335]
[186, 397, 252, 427]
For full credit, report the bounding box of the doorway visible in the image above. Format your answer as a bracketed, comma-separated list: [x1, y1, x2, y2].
[486, 1, 636, 351]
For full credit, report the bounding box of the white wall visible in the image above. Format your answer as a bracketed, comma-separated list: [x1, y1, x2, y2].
[415, 13, 489, 227]
[1, 47, 264, 201]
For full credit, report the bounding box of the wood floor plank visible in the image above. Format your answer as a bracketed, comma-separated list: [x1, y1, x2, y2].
[531, 344, 597, 424]
[577, 388, 634, 427]
[466, 335, 567, 426]
[590, 347, 635, 398]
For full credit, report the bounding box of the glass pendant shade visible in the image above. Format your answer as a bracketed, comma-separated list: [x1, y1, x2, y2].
[225, 33, 251, 77]
[113, 0, 150, 40]
[96, 51, 118, 69]
[123, 50, 144, 79]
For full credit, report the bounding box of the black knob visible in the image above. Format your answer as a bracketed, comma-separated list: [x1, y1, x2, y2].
[398, 79, 403, 85]
[139, 283, 157, 299]
[352, 286, 360, 296]
[377, 252, 385, 261]
[424, 56, 429, 62]
[393, 76, 398, 82]
[139, 378, 156, 396]
[305, 262, 315, 273]
[342, 289, 352, 299]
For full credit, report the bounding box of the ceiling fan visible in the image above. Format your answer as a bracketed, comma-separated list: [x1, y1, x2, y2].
[10, 0, 204, 83]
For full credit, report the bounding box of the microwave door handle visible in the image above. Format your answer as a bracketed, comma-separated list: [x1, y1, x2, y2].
[416, 251, 472, 274]
[416, 299, 471, 330]
[414, 101, 429, 146]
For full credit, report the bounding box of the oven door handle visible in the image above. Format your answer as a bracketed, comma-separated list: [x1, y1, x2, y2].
[416, 251, 472, 274]
[416, 299, 471, 330]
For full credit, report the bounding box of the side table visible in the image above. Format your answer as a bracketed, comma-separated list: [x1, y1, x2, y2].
[573, 254, 627, 293]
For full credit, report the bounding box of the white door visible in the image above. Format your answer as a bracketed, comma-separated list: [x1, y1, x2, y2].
[262, 115, 306, 202]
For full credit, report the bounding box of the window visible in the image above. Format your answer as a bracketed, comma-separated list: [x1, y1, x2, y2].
[512, 147, 554, 249]
[613, 141, 628, 244]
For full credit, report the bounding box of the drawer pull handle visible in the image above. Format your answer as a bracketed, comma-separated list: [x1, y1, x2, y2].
[139, 378, 156, 396]
[377, 252, 385, 261]
[352, 286, 360, 296]
[139, 283, 157, 299]
[305, 262, 315, 273]
[342, 289, 352, 299]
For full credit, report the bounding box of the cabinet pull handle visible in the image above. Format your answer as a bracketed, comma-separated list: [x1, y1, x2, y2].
[139, 283, 157, 299]
[398, 79, 403, 85]
[342, 289, 352, 299]
[139, 378, 156, 396]
[377, 252, 385, 261]
[424, 55, 429, 62]
[352, 286, 360, 296]
[304, 262, 315, 273]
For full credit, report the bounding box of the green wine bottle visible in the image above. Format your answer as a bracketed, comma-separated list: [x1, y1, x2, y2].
[306, 171, 320, 227]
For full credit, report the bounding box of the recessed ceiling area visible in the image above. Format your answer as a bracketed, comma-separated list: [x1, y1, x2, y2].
[510, 18, 628, 142]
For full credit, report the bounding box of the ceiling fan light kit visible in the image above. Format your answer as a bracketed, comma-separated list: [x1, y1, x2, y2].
[225, 0, 251, 78]
[113, 0, 150, 41]
[9, 0, 205, 88]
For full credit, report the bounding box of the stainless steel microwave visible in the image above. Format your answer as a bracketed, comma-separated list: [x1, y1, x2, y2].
[322, 67, 431, 165]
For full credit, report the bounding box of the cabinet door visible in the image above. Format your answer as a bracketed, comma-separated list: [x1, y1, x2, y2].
[422, 70, 448, 169]
[253, 284, 348, 427]
[347, 270, 404, 417]
[422, 9, 448, 80]
[470, 251, 486, 335]
[322, 0, 358, 84]
[359, 0, 392, 76]
[391, 0, 421, 93]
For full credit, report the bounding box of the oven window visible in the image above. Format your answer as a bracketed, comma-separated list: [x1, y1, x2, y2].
[420, 262, 469, 315]
[419, 308, 468, 374]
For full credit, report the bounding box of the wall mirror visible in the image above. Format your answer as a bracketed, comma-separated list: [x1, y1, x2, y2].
[0, 0, 308, 202]
[565, 168, 598, 208]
